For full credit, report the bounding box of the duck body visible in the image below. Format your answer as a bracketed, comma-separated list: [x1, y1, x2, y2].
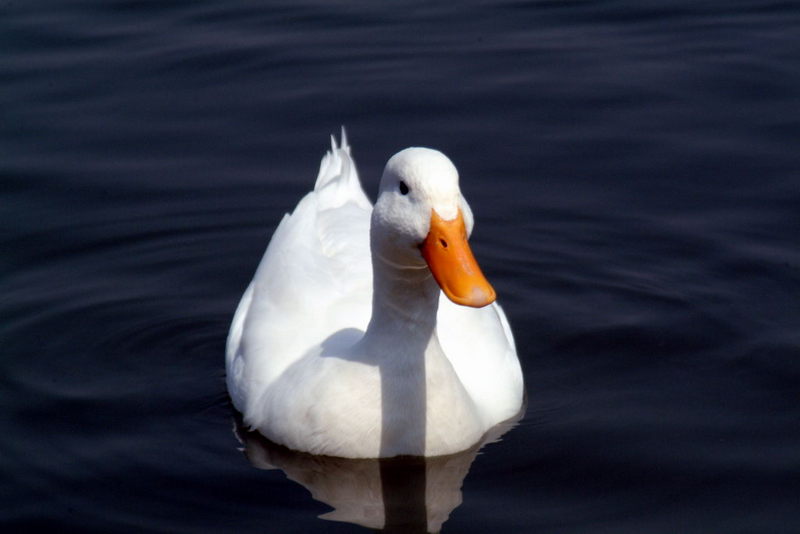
[226, 133, 523, 458]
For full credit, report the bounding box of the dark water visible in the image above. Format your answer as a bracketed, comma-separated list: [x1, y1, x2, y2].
[2, 1, 799, 532]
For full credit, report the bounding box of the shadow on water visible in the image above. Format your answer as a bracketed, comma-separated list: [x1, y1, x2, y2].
[233, 411, 522, 533]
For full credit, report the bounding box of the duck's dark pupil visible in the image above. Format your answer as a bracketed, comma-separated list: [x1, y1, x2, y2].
[399, 181, 409, 195]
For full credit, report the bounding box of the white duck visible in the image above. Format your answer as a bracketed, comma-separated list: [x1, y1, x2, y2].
[226, 132, 523, 458]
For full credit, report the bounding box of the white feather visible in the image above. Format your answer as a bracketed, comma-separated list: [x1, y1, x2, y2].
[226, 132, 524, 458]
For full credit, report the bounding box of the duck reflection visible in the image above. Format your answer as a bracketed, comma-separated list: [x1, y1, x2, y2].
[233, 413, 521, 533]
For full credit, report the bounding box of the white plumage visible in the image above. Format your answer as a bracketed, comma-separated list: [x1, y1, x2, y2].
[226, 131, 523, 458]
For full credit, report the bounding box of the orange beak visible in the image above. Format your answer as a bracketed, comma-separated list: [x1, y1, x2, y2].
[419, 209, 496, 308]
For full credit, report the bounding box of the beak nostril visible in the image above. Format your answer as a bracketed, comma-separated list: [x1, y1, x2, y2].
[440, 239, 448, 248]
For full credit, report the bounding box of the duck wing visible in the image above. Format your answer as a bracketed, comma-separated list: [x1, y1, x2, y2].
[437, 297, 524, 427]
[226, 132, 374, 413]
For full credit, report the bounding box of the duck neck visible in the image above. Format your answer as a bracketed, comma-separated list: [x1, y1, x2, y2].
[361, 251, 441, 356]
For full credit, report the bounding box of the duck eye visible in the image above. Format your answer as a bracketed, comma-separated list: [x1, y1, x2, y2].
[399, 181, 409, 195]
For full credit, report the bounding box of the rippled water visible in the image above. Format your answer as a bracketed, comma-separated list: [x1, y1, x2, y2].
[2, 1, 799, 532]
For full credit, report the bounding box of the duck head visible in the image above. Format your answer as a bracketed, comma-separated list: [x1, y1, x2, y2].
[371, 147, 496, 308]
